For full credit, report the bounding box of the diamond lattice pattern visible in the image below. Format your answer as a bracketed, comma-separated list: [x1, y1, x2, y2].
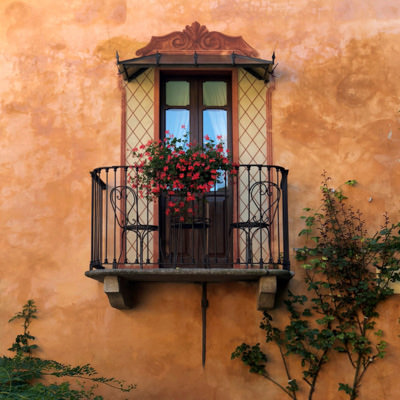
[124, 69, 155, 264]
[238, 70, 268, 264]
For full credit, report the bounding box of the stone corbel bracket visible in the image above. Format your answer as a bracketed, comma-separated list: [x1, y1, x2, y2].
[104, 276, 135, 309]
[91, 269, 293, 310]
[257, 276, 277, 310]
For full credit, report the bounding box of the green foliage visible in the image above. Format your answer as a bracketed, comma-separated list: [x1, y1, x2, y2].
[231, 343, 267, 375]
[8, 299, 38, 355]
[0, 300, 135, 399]
[232, 174, 400, 400]
[231, 342, 299, 398]
[338, 383, 354, 396]
[297, 175, 400, 399]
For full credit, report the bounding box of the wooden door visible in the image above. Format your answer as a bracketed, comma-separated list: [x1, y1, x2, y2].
[160, 72, 232, 267]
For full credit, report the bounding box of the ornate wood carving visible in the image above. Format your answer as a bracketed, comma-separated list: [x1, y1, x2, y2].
[136, 21, 259, 57]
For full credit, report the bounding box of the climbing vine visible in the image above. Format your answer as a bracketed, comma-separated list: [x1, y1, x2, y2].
[232, 174, 400, 399]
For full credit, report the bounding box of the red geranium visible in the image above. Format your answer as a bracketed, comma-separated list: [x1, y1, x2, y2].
[130, 133, 236, 216]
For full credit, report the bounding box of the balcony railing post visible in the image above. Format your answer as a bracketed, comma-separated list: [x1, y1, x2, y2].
[281, 168, 290, 271]
[90, 169, 106, 270]
[90, 171, 95, 270]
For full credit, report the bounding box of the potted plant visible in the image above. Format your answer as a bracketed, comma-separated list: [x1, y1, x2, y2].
[130, 132, 237, 221]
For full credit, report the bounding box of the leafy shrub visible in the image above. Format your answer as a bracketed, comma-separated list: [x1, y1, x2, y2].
[0, 300, 135, 399]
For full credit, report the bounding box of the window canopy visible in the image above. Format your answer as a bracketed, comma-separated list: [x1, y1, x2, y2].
[116, 22, 275, 83]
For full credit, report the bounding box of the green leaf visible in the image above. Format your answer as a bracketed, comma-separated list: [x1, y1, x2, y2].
[299, 228, 312, 237]
[338, 383, 354, 395]
[345, 179, 357, 186]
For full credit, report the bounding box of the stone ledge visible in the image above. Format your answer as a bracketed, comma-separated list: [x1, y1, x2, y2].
[85, 268, 293, 283]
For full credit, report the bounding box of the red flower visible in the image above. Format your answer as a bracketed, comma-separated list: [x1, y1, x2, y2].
[130, 132, 233, 217]
[186, 193, 195, 201]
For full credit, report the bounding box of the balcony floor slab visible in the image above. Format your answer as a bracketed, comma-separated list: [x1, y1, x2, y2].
[85, 268, 294, 284]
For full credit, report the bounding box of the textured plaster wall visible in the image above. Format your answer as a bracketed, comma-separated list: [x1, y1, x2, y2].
[0, 1, 399, 399]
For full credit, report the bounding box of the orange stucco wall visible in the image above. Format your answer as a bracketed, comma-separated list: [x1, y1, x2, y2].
[0, 1, 399, 399]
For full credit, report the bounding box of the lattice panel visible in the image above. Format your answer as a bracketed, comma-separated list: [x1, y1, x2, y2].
[238, 69, 267, 165]
[237, 70, 268, 265]
[124, 69, 156, 264]
[125, 68, 154, 164]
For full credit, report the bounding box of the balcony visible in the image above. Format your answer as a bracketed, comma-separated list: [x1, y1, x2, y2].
[85, 164, 292, 309]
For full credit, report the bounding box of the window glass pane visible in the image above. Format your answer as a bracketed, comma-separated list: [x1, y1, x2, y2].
[203, 81, 227, 106]
[203, 110, 228, 191]
[166, 109, 189, 142]
[166, 81, 190, 106]
[203, 110, 227, 146]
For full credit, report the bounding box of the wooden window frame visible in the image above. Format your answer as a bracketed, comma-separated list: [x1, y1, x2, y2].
[154, 68, 239, 165]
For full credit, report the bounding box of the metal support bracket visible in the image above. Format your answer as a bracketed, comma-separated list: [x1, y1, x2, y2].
[201, 282, 208, 367]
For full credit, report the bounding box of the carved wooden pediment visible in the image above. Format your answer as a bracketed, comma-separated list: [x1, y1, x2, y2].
[136, 22, 259, 57]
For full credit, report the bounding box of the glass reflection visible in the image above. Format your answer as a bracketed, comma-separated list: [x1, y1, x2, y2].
[203, 109, 228, 191]
[203, 110, 227, 147]
[165, 109, 189, 141]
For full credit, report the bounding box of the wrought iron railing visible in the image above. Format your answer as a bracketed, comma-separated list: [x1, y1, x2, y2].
[89, 165, 289, 270]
